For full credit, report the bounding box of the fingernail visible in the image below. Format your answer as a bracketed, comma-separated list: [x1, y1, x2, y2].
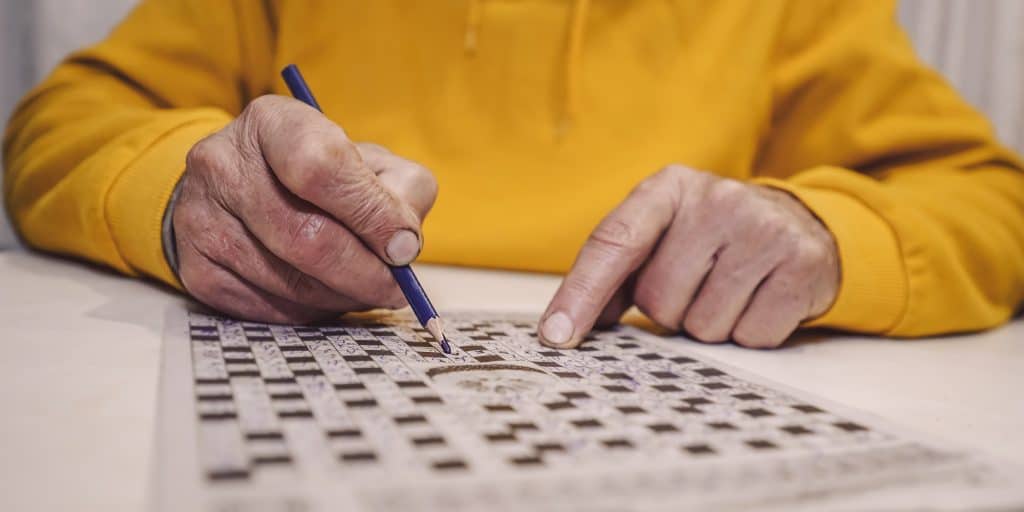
[386, 230, 420, 265]
[540, 311, 574, 347]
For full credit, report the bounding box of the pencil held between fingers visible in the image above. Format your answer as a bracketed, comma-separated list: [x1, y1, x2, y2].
[539, 165, 840, 350]
[173, 95, 437, 323]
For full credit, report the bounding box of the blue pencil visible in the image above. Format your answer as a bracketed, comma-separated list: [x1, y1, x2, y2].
[281, 64, 452, 354]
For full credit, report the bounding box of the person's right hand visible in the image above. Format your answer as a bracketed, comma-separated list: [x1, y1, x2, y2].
[173, 95, 438, 323]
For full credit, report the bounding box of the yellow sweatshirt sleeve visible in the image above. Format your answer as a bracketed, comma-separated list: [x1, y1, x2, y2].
[2, 0, 273, 287]
[755, 0, 1024, 337]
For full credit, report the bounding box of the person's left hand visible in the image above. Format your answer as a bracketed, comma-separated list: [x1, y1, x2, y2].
[538, 165, 840, 349]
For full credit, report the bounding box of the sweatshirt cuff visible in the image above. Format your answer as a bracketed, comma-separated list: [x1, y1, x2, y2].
[753, 175, 908, 333]
[105, 112, 230, 290]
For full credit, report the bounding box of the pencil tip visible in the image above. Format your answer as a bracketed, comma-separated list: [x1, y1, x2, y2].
[440, 337, 452, 354]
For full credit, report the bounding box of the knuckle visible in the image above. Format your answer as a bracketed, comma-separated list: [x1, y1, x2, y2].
[284, 137, 338, 195]
[793, 239, 829, 269]
[186, 137, 227, 175]
[243, 94, 281, 122]
[409, 163, 438, 194]
[683, 312, 723, 343]
[733, 325, 784, 349]
[589, 217, 642, 255]
[659, 163, 697, 181]
[707, 179, 747, 206]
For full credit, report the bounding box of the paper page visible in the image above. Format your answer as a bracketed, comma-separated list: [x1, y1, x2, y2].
[151, 308, 1024, 511]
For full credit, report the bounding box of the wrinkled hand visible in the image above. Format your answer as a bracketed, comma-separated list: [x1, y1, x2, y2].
[540, 165, 839, 349]
[174, 95, 437, 323]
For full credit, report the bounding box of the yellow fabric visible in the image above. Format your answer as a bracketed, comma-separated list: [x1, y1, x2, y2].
[4, 0, 1023, 337]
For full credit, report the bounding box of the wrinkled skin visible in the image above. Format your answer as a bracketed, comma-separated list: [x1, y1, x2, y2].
[177, 97, 839, 348]
[539, 165, 840, 349]
[174, 95, 437, 323]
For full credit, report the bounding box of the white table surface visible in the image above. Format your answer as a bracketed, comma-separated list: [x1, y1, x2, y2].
[0, 250, 1021, 512]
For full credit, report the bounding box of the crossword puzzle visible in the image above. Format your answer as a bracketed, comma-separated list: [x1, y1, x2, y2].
[154, 310, 1020, 512]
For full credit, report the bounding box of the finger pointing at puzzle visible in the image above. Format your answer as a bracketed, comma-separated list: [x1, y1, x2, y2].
[539, 165, 840, 350]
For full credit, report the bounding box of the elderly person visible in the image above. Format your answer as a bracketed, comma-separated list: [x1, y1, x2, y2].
[4, 0, 1022, 349]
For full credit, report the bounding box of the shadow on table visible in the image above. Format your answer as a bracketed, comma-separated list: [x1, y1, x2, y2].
[7, 250, 183, 336]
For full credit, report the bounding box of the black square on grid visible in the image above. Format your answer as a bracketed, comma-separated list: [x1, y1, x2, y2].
[486, 432, 517, 443]
[603, 385, 632, 393]
[793, 404, 825, 414]
[673, 406, 703, 415]
[485, 404, 515, 412]
[650, 371, 679, 379]
[653, 384, 682, 392]
[732, 392, 763, 400]
[647, 423, 679, 433]
[684, 443, 716, 455]
[412, 396, 443, 404]
[707, 421, 737, 431]
[670, 356, 696, 364]
[269, 391, 304, 400]
[683, 397, 713, 405]
[535, 442, 566, 453]
[432, 459, 468, 470]
[695, 368, 726, 377]
[571, 418, 602, 429]
[510, 456, 544, 466]
[327, 429, 362, 438]
[781, 425, 814, 436]
[554, 372, 582, 379]
[603, 372, 632, 380]
[193, 376, 230, 385]
[412, 436, 446, 446]
[344, 398, 378, 408]
[353, 367, 384, 375]
[617, 405, 645, 415]
[545, 401, 574, 410]
[742, 408, 773, 418]
[594, 355, 619, 361]
[701, 382, 731, 390]
[745, 439, 778, 450]
[834, 421, 868, 432]
[508, 421, 539, 432]
[561, 391, 590, 400]
[602, 438, 634, 449]
[394, 414, 427, 425]
[340, 451, 377, 462]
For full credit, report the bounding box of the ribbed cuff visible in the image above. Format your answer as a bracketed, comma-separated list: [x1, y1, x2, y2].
[105, 112, 230, 290]
[754, 175, 908, 333]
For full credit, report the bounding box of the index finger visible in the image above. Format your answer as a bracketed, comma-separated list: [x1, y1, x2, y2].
[247, 95, 424, 265]
[539, 170, 679, 348]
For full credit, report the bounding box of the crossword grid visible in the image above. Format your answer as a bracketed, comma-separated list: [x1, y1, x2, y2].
[185, 312, 957, 490]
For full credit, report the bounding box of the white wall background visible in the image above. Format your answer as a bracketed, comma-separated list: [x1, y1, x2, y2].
[1, 0, 1023, 250]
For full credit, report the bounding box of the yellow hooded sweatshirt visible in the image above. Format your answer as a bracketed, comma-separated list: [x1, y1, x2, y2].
[4, 0, 1023, 337]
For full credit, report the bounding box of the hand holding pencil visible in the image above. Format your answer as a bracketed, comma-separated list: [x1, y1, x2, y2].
[169, 65, 448, 352]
